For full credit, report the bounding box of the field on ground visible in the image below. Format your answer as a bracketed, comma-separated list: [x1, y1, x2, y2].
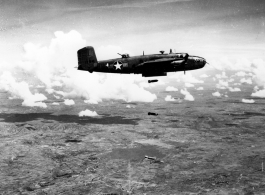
[1, 83, 265, 195]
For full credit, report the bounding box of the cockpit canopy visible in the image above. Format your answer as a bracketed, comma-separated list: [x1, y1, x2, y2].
[175, 53, 189, 59]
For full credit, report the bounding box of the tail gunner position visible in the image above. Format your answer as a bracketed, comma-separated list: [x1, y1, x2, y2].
[77, 46, 206, 77]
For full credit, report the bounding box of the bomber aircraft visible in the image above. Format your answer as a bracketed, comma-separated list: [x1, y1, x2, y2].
[77, 46, 206, 78]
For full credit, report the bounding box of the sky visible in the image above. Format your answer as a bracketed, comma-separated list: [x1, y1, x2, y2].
[1, 0, 265, 59]
[0, 0, 265, 109]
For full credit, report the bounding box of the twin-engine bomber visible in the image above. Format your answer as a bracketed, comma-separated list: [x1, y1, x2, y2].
[77, 46, 206, 77]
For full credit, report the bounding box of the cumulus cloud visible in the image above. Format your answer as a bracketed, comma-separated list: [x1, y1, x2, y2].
[165, 86, 178, 91]
[228, 78, 234, 82]
[54, 95, 61, 99]
[165, 95, 175, 101]
[64, 99, 75, 105]
[251, 89, 265, 98]
[216, 72, 228, 79]
[0, 71, 47, 108]
[200, 74, 208, 78]
[185, 83, 194, 88]
[170, 72, 203, 83]
[15, 30, 157, 103]
[252, 59, 265, 87]
[180, 89, 194, 101]
[240, 78, 252, 84]
[242, 99, 255, 103]
[197, 87, 204, 90]
[212, 91, 221, 97]
[182, 73, 204, 83]
[78, 109, 98, 117]
[210, 57, 252, 71]
[216, 80, 229, 89]
[84, 99, 99, 104]
[46, 88, 55, 94]
[52, 102, 60, 105]
[235, 71, 246, 77]
[253, 86, 259, 92]
[36, 85, 45, 88]
[228, 87, 241, 92]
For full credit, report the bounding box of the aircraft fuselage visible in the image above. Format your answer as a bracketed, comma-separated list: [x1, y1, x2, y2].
[77, 46, 206, 77]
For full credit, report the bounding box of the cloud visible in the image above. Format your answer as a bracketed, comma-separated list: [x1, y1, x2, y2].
[185, 83, 194, 88]
[253, 86, 259, 92]
[183, 73, 204, 83]
[54, 95, 61, 99]
[215, 72, 228, 79]
[64, 73, 157, 103]
[46, 88, 55, 94]
[78, 109, 98, 117]
[242, 99, 255, 104]
[0, 71, 47, 108]
[252, 59, 265, 87]
[170, 72, 203, 83]
[165, 86, 178, 91]
[216, 80, 229, 89]
[251, 89, 265, 98]
[210, 57, 252, 71]
[228, 87, 241, 92]
[165, 95, 175, 101]
[19, 30, 86, 88]
[197, 87, 204, 90]
[228, 78, 234, 82]
[52, 102, 60, 105]
[212, 91, 221, 97]
[240, 78, 252, 84]
[235, 71, 246, 77]
[64, 99, 75, 105]
[36, 85, 45, 88]
[200, 74, 208, 78]
[84, 99, 99, 104]
[180, 89, 194, 101]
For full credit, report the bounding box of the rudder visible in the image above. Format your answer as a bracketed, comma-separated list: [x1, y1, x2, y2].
[77, 46, 98, 73]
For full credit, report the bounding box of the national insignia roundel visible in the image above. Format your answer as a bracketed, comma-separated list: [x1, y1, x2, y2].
[113, 61, 123, 70]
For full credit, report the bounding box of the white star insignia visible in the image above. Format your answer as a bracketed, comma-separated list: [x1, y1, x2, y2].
[114, 61, 123, 70]
[106, 63, 109, 67]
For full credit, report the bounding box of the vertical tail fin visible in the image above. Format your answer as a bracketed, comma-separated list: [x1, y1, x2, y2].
[77, 46, 98, 73]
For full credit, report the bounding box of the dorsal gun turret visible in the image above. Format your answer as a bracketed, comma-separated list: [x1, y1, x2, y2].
[118, 53, 130, 58]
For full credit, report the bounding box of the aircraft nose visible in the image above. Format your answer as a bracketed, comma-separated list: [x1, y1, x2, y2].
[199, 59, 206, 68]
[202, 59, 206, 67]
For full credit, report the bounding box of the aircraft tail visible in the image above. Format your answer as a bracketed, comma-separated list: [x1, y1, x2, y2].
[77, 46, 98, 73]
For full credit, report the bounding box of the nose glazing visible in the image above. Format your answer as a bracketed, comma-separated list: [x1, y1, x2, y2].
[202, 59, 206, 67]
